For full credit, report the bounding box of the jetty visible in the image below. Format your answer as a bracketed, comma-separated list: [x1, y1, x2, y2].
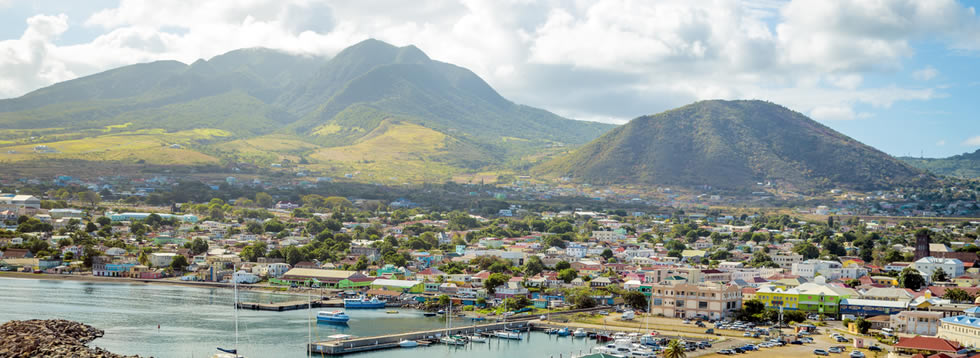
[236, 299, 343, 311]
[309, 321, 533, 355]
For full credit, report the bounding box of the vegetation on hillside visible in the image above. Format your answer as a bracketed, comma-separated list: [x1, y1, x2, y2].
[901, 149, 980, 179]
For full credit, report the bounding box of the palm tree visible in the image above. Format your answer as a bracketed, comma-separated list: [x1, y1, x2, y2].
[663, 339, 687, 358]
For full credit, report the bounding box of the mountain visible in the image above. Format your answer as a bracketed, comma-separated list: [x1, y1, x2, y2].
[535, 100, 933, 191]
[0, 40, 613, 181]
[900, 149, 980, 179]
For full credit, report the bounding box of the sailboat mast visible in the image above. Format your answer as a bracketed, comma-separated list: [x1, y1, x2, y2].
[308, 288, 312, 358]
[234, 264, 239, 354]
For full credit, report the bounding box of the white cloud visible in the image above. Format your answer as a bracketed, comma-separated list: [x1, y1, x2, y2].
[964, 136, 980, 146]
[913, 66, 939, 81]
[936, 139, 946, 146]
[0, 0, 978, 125]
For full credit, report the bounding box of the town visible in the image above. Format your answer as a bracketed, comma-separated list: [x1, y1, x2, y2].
[3, 177, 980, 358]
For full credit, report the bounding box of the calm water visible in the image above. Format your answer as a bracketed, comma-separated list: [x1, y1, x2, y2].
[0, 278, 598, 358]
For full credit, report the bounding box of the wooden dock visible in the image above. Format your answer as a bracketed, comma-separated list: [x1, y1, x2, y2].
[309, 321, 533, 355]
[236, 299, 343, 311]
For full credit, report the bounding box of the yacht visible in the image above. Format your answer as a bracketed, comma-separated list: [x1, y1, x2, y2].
[573, 328, 588, 337]
[494, 330, 522, 340]
[468, 335, 487, 343]
[316, 311, 350, 324]
[440, 335, 467, 346]
[398, 340, 419, 348]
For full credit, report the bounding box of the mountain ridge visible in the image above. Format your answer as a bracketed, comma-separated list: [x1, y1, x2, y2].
[535, 100, 934, 191]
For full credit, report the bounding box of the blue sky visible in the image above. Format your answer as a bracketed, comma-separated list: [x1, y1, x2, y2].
[0, 0, 978, 158]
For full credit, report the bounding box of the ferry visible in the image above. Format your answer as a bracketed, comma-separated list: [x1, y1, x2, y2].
[343, 296, 386, 309]
[316, 311, 351, 323]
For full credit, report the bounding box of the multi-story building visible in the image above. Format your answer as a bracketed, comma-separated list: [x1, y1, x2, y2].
[891, 311, 943, 336]
[792, 259, 867, 280]
[647, 283, 742, 320]
[913, 257, 964, 282]
[797, 282, 856, 317]
[755, 285, 801, 310]
[938, 306, 980, 347]
[772, 253, 804, 270]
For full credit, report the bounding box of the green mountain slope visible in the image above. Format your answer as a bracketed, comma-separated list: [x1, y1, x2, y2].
[535, 100, 933, 191]
[0, 39, 613, 181]
[900, 149, 980, 178]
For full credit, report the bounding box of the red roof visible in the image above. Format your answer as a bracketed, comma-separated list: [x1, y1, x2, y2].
[895, 336, 961, 353]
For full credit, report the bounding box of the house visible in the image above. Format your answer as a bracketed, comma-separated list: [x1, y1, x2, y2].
[149, 253, 177, 267]
[1, 248, 33, 259]
[772, 253, 804, 270]
[891, 311, 944, 336]
[894, 336, 962, 355]
[494, 281, 529, 298]
[274, 201, 299, 210]
[279, 268, 373, 289]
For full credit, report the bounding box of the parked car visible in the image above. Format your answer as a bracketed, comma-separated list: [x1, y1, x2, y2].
[791, 340, 803, 345]
[868, 346, 882, 352]
[705, 329, 715, 334]
[829, 347, 844, 353]
[850, 351, 865, 358]
[719, 350, 735, 355]
[598, 310, 609, 315]
[683, 319, 691, 324]
[814, 349, 829, 356]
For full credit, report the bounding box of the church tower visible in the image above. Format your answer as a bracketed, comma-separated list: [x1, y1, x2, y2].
[914, 230, 930, 260]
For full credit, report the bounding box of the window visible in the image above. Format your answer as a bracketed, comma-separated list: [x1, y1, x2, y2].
[699, 301, 708, 309]
[676, 300, 684, 307]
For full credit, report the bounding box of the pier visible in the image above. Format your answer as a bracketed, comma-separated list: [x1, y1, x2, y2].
[308, 321, 533, 355]
[236, 299, 343, 311]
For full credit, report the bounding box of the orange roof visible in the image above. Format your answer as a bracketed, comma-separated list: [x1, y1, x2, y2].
[895, 336, 961, 353]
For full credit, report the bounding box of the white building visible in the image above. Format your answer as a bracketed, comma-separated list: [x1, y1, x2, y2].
[149, 253, 178, 267]
[891, 311, 943, 336]
[913, 257, 964, 282]
[792, 259, 867, 280]
[772, 253, 804, 270]
[592, 231, 626, 241]
[565, 244, 587, 258]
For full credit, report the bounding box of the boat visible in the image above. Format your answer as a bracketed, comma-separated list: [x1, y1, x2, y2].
[316, 310, 350, 324]
[214, 265, 246, 358]
[398, 340, 419, 348]
[440, 336, 466, 346]
[573, 328, 588, 337]
[470, 316, 486, 321]
[437, 309, 446, 314]
[385, 310, 399, 314]
[494, 330, 522, 340]
[468, 335, 487, 343]
[423, 312, 437, 317]
[595, 334, 613, 342]
[557, 327, 571, 337]
[343, 296, 387, 309]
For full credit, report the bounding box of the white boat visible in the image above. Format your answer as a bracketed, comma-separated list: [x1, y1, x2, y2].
[440, 336, 466, 346]
[316, 310, 350, 323]
[468, 335, 487, 343]
[215, 264, 246, 358]
[398, 340, 418, 348]
[573, 328, 587, 337]
[494, 330, 522, 340]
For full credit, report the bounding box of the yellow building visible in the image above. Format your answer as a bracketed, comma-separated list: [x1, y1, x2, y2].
[754, 285, 801, 310]
[871, 276, 899, 287]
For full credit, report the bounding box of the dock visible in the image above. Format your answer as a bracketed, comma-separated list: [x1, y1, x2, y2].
[236, 299, 343, 311]
[309, 321, 533, 355]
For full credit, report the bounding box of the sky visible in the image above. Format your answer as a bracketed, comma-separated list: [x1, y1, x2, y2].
[0, 0, 978, 158]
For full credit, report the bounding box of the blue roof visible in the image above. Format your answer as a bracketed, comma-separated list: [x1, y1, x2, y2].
[941, 315, 980, 328]
[964, 306, 980, 314]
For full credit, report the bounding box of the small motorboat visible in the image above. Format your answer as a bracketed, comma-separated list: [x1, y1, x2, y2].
[468, 335, 487, 343]
[556, 327, 571, 337]
[386, 310, 399, 314]
[423, 312, 437, 317]
[437, 309, 446, 315]
[494, 330, 522, 340]
[398, 340, 419, 348]
[470, 316, 486, 321]
[573, 328, 587, 337]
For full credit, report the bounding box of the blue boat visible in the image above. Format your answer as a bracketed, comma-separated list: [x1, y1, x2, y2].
[556, 327, 571, 337]
[343, 296, 386, 309]
[316, 310, 350, 323]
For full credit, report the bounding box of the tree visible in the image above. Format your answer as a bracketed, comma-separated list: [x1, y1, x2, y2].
[263, 220, 286, 233]
[942, 288, 975, 303]
[484, 273, 510, 295]
[735, 299, 766, 321]
[623, 291, 648, 311]
[600, 248, 614, 260]
[898, 267, 926, 290]
[558, 268, 578, 283]
[554, 260, 571, 271]
[748, 251, 779, 268]
[566, 287, 597, 309]
[188, 238, 209, 255]
[255, 192, 274, 208]
[170, 255, 189, 271]
[85, 222, 98, 233]
[522, 255, 544, 277]
[932, 267, 948, 282]
[76, 191, 101, 207]
[663, 340, 687, 358]
[96, 216, 111, 227]
[855, 318, 871, 334]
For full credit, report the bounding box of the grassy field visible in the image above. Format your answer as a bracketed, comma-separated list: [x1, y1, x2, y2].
[0, 128, 228, 165]
[213, 134, 321, 165]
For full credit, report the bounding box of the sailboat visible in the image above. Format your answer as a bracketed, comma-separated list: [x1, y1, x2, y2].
[439, 298, 466, 346]
[214, 265, 245, 358]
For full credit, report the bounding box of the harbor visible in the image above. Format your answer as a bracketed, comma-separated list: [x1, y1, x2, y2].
[309, 321, 533, 355]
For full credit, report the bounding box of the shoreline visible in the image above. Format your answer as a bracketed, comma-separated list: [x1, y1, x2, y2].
[0, 272, 336, 298]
